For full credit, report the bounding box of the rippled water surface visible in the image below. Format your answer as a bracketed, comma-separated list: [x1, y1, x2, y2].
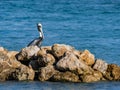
[0, 81, 120, 90]
[0, 0, 120, 90]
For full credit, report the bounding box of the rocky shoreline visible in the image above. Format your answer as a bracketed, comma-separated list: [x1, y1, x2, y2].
[0, 44, 120, 82]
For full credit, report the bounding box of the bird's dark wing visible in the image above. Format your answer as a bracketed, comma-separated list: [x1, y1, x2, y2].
[27, 37, 43, 47]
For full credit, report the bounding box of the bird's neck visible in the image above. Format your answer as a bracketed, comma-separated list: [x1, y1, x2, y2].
[39, 28, 44, 39]
[39, 31, 42, 37]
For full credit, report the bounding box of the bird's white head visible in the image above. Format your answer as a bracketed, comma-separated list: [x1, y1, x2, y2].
[37, 23, 42, 32]
[37, 23, 42, 27]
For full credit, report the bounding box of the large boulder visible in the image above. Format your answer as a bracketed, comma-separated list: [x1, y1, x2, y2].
[80, 71, 103, 82]
[29, 51, 55, 70]
[11, 64, 35, 81]
[7, 51, 18, 58]
[104, 64, 120, 80]
[16, 46, 40, 66]
[16, 46, 40, 61]
[0, 50, 20, 81]
[37, 50, 55, 67]
[52, 44, 74, 59]
[7, 51, 21, 68]
[37, 46, 52, 55]
[51, 71, 80, 82]
[0, 50, 20, 68]
[41, 46, 52, 54]
[0, 61, 15, 81]
[80, 50, 95, 66]
[72, 50, 82, 59]
[56, 51, 93, 75]
[0, 48, 35, 81]
[0, 51, 9, 61]
[93, 59, 108, 74]
[38, 65, 56, 81]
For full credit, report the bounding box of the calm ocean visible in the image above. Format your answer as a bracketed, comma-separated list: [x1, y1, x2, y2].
[0, 0, 120, 90]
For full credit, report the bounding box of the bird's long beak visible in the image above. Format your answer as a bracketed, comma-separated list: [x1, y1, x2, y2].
[38, 26, 42, 32]
[37, 24, 42, 32]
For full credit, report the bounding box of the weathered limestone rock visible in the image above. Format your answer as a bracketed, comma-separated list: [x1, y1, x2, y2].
[0, 51, 21, 70]
[52, 44, 74, 59]
[11, 64, 35, 81]
[41, 46, 52, 54]
[0, 50, 34, 81]
[28, 48, 48, 70]
[51, 71, 80, 82]
[7, 51, 18, 58]
[16, 46, 40, 61]
[0, 61, 15, 81]
[30, 49, 56, 70]
[0, 47, 8, 54]
[93, 59, 108, 74]
[7, 51, 21, 68]
[37, 46, 51, 55]
[38, 65, 56, 81]
[80, 71, 103, 82]
[56, 51, 93, 75]
[0, 51, 9, 61]
[1, 44, 120, 83]
[80, 50, 95, 66]
[0, 51, 19, 81]
[104, 64, 120, 80]
[37, 53, 55, 67]
[29, 46, 54, 70]
[72, 50, 82, 59]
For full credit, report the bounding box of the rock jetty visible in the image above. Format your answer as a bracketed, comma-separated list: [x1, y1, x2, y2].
[0, 44, 120, 82]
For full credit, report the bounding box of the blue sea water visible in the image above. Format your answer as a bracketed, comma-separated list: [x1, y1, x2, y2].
[0, 0, 120, 90]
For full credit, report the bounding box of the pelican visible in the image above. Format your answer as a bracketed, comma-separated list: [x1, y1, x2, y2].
[27, 23, 44, 47]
